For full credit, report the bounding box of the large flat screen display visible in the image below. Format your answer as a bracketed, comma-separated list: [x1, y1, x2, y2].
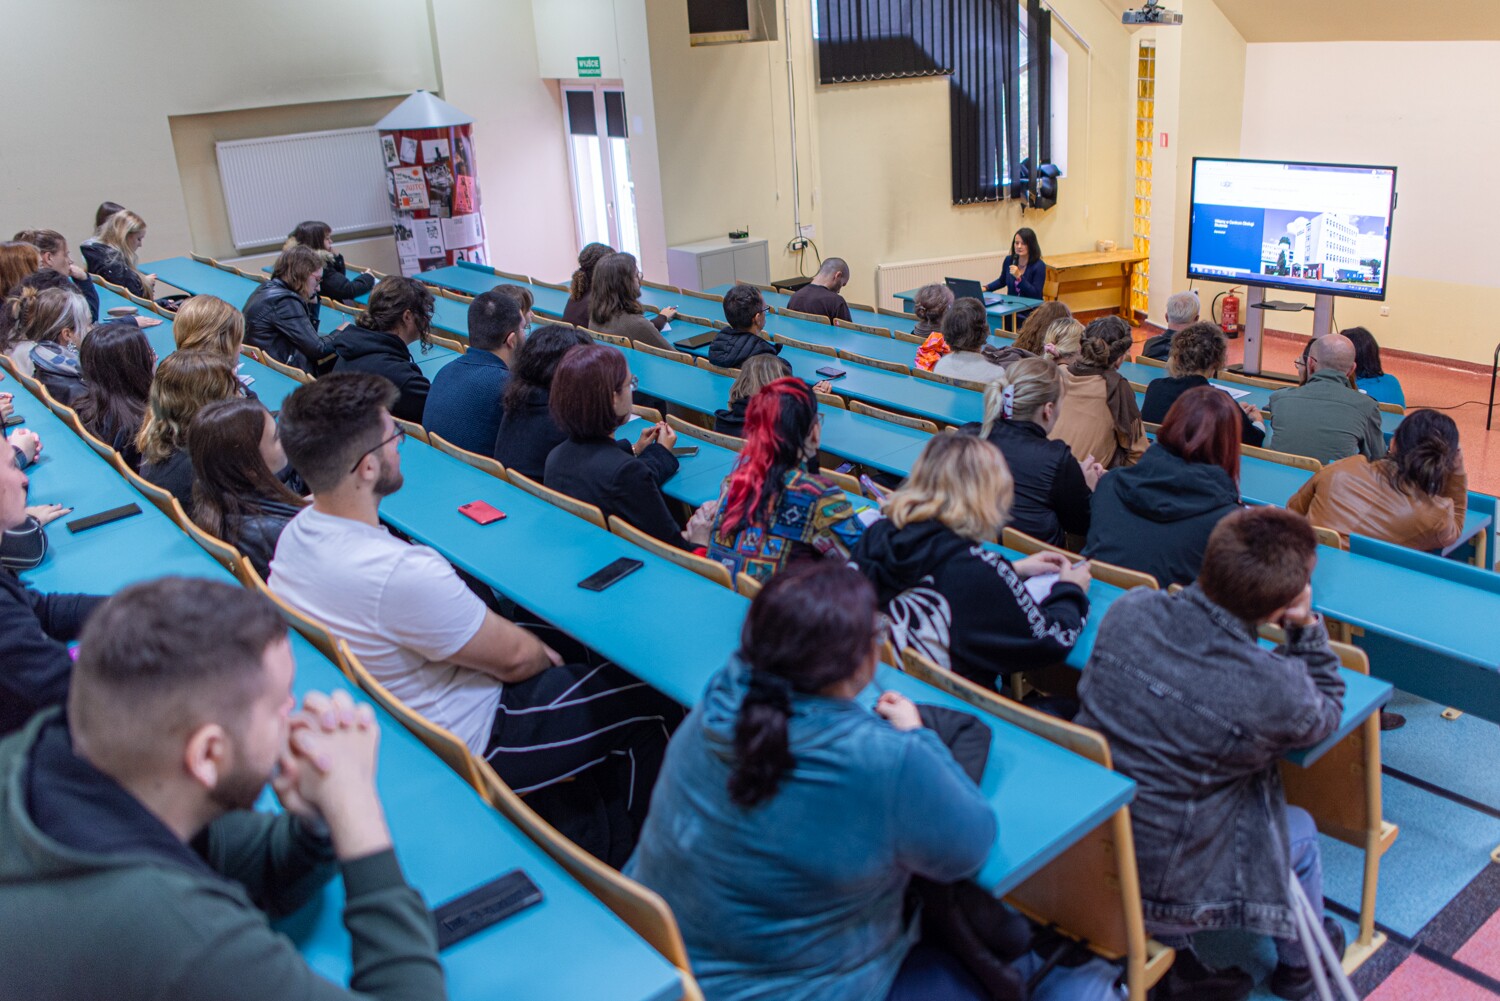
[1187, 158, 1397, 301]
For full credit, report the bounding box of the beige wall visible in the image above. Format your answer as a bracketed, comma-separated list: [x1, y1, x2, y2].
[1242, 41, 1500, 364]
[646, 0, 1138, 307]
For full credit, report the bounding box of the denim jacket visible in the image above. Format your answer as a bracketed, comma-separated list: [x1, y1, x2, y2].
[1074, 584, 1344, 940]
[625, 657, 995, 1001]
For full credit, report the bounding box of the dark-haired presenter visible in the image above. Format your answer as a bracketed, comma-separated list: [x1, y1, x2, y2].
[986, 227, 1046, 299]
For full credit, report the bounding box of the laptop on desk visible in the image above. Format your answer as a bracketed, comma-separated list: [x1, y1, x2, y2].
[945, 277, 1003, 306]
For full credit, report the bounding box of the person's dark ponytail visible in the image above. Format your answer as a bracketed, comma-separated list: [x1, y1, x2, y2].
[1389, 409, 1460, 497]
[726, 562, 879, 810]
[1077, 315, 1132, 370]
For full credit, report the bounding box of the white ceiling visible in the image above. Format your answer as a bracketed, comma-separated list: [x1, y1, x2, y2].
[1103, 0, 1500, 42]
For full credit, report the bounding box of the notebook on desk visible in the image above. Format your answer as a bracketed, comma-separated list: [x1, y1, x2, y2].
[945, 277, 1002, 306]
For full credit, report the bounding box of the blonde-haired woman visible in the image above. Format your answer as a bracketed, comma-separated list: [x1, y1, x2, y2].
[1041, 316, 1084, 364]
[80, 210, 155, 299]
[172, 295, 245, 358]
[961, 355, 1104, 547]
[849, 433, 1091, 691]
[715, 353, 790, 437]
[136, 351, 241, 512]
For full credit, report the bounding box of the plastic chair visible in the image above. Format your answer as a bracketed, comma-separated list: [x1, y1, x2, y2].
[847, 400, 939, 434]
[607, 515, 733, 589]
[429, 432, 508, 480]
[666, 414, 744, 452]
[507, 469, 608, 529]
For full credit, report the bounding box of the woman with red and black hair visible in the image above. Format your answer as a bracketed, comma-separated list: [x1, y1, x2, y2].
[707, 377, 868, 583]
[1084, 385, 1244, 587]
[543, 343, 707, 549]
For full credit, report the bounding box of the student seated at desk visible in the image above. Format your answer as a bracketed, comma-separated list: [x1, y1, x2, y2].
[332, 277, 434, 424]
[13, 228, 101, 322]
[422, 289, 523, 455]
[1040, 315, 1084, 366]
[492, 282, 535, 328]
[786, 257, 853, 322]
[1010, 299, 1070, 356]
[137, 351, 242, 514]
[284, 219, 376, 304]
[627, 561, 997, 1001]
[172, 295, 254, 392]
[80, 209, 156, 300]
[0, 454, 105, 735]
[1076, 507, 1346, 1001]
[589, 252, 675, 349]
[243, 246, 338, 375]
[75, 319, 153, 470]
[0, 425, 66, 574]
[709, 284, 779, 369]
[851, 434, 1091, 692]
[1289, 408, 1466, 552]
[708, 377, 868, 583]
[6, 287, 90, 404]
[1266, 333, 1383, 465]
[1049, 316, 1147, 469]
[544, 344, 709, 550]
[1345, 326, 1405, 407]
[932, 298, 1009, 384]
[563, 241, 615, 328]
[715, 353, 789, 438]
[1141, 322, 1266, 446]
[1086, 386, 1243, 588]
[0, 576, 447, 1001]
[492, 324, 593, 479]
[272, 374, 681, 856]
[958, 356, 1102, 547]
[189, 398, 307, 581]
[1138, 290, 1199, 363]
[911, 283, 955, 371]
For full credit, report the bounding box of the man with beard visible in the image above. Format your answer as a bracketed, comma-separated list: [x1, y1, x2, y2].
[270, 375, 679, 856]
[0, 576, 445, 999]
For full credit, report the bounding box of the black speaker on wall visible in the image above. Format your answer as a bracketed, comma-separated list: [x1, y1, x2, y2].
[688, 0, 774, 44]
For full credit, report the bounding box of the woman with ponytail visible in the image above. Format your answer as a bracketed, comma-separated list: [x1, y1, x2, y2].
[626, 561, 995, 1001]
[562, 242, 615, 328]
[959, 355, 1103, 546]
[911, 283, 955, 370]
[1289, 409, 1466, 551]
[707, 376, 868, 583]
[1048, 315, 1147, 469]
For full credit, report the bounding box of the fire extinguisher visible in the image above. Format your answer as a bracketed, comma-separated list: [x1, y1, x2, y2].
[1214, 287, 1241, 339]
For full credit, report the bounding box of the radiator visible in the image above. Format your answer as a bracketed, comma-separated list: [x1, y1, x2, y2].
[874, 251, 1009, 309]
[216, 127, 390, 251]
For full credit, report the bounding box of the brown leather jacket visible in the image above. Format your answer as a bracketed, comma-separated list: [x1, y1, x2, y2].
[1287, 455, 1467, 551]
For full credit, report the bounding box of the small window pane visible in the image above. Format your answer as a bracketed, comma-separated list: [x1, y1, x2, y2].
[565, 91, 597, 137]
[604, 91, 628, 139]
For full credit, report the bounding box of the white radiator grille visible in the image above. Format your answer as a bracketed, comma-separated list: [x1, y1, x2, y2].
[216, 127, 390, 251]
[874, 251, 1010, 309]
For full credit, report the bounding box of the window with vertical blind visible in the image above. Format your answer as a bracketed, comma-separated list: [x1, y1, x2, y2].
[813, 0, 1060, 205]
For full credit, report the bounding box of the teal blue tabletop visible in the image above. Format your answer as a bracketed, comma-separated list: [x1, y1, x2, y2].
[894, 286, 1044, 321]
[8, 378, 687, 1001]
[705, 282, 919, 334]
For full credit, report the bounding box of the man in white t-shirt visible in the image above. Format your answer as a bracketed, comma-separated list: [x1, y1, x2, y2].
[269, 374, 678, 853]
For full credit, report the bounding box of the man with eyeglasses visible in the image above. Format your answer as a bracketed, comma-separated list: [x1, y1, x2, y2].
[709, 284, 781, 369]
[269, 374, 681, 862]
[331, 276, 435, 423]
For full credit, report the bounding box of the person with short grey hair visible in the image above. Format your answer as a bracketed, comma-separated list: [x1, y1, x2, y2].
[1140, 291, 1201, 362]
[786, 257, 853, 322]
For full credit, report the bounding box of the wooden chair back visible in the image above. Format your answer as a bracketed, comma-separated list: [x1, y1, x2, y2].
[260, 354, 313, 384]
[878, 305, 919, 320]
[677, 287, 723, 304]
[640, 278, 679, 293]
[247, 572, 347, 674]
[1002, 527, 1081, 559]
[1312, 525, 1347, 550]
[1242, 443, 1322, 472]
[695, 356, 739, 376]
[735, 572, 762, 597]
[836, 348, 909, 374]
[1376, 400, 1405, 415]
[815, 391, 847, 409]
[607, 515, 733, 589]
[1131, 353, 1166, 369]
[771, 333, 837, 357]
[429, 432, 508, 480]
[390, 417, 428, 445]
[492, 269, 531, 283]
[818, 467, 868, 500]
[1089, 558, 1161, 591]
[899, 648, 1173, 999]
[591, 330, 631, 347]
[507, 470, 608, 529]
[430, 333, 466, 354]
[113, 456, 182, 519]
[338, 641, 484, 793]
[774, 306, 830, 324]
[178, 510, 250, 577]
[534, 279, 569, 292]
[834, 318, 890, 337]
[75, 421, 118, 464]
[631, 403, 663, 423]
[41, 392, 85, 433]
[891, 328, 926, 344]
[847, 400, 939, 434]
[632, 342, 694, 364]
[912, 366, 988, 392]
[666, 414, 744, 452]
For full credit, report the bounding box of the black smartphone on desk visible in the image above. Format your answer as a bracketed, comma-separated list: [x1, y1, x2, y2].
[674, 330, 717, 350]
[432, 869, 543, 949]
[579, 557, 644, 592]
[671, 445, 700, 458]
[815, 366, 847, 379]
[66, 503, 141, 534]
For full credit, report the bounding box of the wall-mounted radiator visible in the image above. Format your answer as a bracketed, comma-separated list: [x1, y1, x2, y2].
[874, 251, 1009, 309]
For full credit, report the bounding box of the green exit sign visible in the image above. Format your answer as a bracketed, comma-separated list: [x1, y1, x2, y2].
[577, 56, 601, 78]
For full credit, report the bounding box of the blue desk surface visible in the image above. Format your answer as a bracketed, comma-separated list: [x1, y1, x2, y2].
[378, 441, 1135, 897]
[704, 282, 917, 334]
[894, 286, 1043, 321]
[9, 378, 684, 1001]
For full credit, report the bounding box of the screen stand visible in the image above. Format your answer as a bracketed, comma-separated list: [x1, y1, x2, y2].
[1310, 294, 1335, 341]
[1240, 290, 1335, 376]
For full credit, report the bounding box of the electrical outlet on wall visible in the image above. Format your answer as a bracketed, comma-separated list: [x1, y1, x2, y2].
[1379, 306, 1390, 317]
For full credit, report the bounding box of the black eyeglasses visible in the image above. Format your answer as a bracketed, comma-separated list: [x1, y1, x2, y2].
[349, 425, 405, 473]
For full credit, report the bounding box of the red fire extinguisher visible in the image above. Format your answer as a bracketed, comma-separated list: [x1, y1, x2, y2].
[1219, 287, 1241, 338]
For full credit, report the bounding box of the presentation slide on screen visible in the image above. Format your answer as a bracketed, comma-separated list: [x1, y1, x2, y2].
[1188, 160, 1395, 297]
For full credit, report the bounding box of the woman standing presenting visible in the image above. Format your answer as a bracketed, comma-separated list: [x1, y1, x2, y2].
[985, 227, 1045, 300]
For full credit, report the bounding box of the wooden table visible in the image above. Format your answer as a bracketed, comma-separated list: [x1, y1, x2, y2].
[1043, 249, 1146, 321]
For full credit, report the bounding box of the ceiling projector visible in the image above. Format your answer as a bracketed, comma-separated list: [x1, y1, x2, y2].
[1122, 0, 1183, 25]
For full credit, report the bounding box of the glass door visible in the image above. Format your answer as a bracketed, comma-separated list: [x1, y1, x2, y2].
[563, 84, 639, 260]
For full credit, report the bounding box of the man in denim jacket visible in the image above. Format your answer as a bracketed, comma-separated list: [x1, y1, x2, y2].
[1076, 507, 1345, 1001]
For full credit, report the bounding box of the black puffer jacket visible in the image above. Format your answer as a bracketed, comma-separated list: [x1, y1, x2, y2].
[242, 279, 335, 374]
[331, 326, 430, 423]
[708, 328, 779, 369]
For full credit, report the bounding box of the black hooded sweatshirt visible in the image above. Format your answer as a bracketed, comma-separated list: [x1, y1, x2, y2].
[1083, 443, 1242, 588]
[331, 326, 431, 423]
[849, 518, 1088, 690]
[708, 327, 780, 369]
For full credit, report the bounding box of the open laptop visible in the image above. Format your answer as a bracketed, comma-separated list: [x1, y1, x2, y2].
[945, 276, 1002, 306]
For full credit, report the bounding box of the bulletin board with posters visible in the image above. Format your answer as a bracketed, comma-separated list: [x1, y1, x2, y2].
[378, 124, 486, 276]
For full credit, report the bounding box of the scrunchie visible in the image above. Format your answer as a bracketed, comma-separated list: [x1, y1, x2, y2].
[1043, 342, 1060, 359]
[746, 670, 794, 714]
[1000, 384, 1016, 420]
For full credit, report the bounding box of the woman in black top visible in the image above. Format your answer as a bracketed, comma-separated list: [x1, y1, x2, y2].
[960, 356, 1103, 547]
[562, 242, 614, 328]
[284, 221, 376, 304]
[242, 246, 337, 374]
[136, 351, 241, 513]
[493, 324, 594, 479]
[1140, 321, 1265, 446]
[985, 227, 1045, 302]
[715, 353, 791, 437]
[74, 320, 154, 470]
[543, 343, 710, 550]
[188, 398, 307, 580]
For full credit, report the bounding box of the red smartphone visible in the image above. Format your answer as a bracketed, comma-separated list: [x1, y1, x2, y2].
[458, 500, 507, 525]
